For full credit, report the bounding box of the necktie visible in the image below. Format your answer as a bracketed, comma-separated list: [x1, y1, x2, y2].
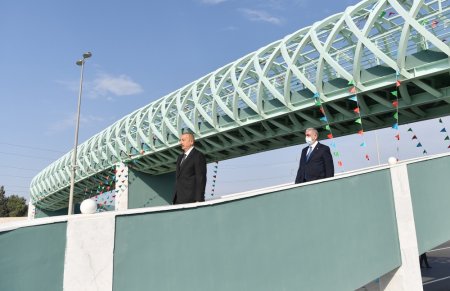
[180, 154, 187, 165]
[306, 146, 312, 161]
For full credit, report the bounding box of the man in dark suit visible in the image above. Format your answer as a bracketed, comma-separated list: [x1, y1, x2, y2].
[295, 128, 334, 184]
[173, 132, 207, 204]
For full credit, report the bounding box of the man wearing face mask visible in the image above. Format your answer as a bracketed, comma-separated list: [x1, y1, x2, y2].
[295, 128, 334, 184]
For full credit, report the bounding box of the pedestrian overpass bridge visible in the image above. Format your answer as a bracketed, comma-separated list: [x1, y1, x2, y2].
[30, 0, 450, 211]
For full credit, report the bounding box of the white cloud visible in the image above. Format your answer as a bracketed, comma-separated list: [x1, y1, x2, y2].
[56, 72, 144, 100]
[222, 25, 238, 31]
[91, 73, 143, 98]
[239, 8, 283, 25]
[292, 0, 308, 7]
[55, 80, 79, 92]
[260, 0, 308, 9]
[260, 0, 283, 10]
[46, 113, 105, 135]
[199, 0, 227, 4]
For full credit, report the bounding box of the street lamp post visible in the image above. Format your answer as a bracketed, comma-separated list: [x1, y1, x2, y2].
[68, 52, 92, 215]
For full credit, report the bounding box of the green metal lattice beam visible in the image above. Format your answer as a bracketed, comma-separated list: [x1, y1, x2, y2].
[31, 0, 450, 210]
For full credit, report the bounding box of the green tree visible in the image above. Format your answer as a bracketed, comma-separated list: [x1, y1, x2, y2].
[0, 186, 8, 217]
[0, 186, 28, 217]
[6, 195, 28, 217]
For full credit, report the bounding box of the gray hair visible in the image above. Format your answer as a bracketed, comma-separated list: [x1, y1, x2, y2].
[305, 128, 318, 136]
[181, 132, 195, 142]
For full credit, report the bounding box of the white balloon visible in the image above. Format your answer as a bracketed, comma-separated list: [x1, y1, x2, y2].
[80, 199, 97, 214]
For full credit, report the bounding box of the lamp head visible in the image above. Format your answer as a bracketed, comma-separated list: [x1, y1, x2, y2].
[83, 52, 92, 59]
[76, 60, 83, 66]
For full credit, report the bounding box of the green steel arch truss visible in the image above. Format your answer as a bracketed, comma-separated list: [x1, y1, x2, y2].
[31, 0, 450, 210]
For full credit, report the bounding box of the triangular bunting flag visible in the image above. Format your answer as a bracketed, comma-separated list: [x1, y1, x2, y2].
[432, 20, 438, 28]
[327, 133, 333, 139]
[423, 150, 427, 154]
[417, 142, 422, 147]
[439, 118, 443, 123]
[355, 118, 362, 124]
[412, 135, 417, 140]
[313, 92, 320, 98]
[358, 129, 364, 135]
[348, 96, 357, 102]
[315, 100, 321, 106]
[393, 112, 398, 120]
[330, 142, 336, 148]
[445, 136, 449, 141]
[360, 142, 366, 147]
[396, 80, 401, 87]
[338, 161, 343, 167]
[349, 87, 356, 94]
[395, 134, 400, 140]
[441, 128, 447, 132]
[392, 101, 398, 107]
[379, 11, 386, 18]
[407, 128, 413, 132]
[333, 152, 340, 157]
[320, 116, 328, 122]
[365, 154, 370, 160]
[348, 80, 354, 85]
[324, 125, 330, 130]
[392, 123, 398, 130]
[353, 107, 360, 114]
[319, 107, 325, 114]
[391, 91, 398, 97]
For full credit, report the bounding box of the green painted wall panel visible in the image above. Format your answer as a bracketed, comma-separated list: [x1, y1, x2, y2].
[114, 170, 400, 291]
[0, 223, 67, 291]
[408, 155, 450, 254]
[128, 169, 175, 208]
[35, 205, 80, 218]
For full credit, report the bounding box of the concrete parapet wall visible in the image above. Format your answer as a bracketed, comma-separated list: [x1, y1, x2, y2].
[1, 153, 449, 290]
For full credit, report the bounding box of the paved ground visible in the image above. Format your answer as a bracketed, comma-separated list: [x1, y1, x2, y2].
[422, 240, 450, 291]
[357, 241, 450, 290]
[0, 217, 27, 223]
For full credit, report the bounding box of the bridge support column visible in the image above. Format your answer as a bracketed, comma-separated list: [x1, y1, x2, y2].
[115, 163, 129, 211]
[27, 201, 35, 219]
[376, 163, 423, 291]
[127, 169, 175, 209]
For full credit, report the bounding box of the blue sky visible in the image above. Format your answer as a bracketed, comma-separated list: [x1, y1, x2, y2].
[1, 0, 449, 200]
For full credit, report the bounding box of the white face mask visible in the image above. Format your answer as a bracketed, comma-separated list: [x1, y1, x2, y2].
[305, 136, 313, 145]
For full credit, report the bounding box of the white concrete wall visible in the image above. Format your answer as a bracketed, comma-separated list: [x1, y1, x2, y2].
[63, 214, 115, 291]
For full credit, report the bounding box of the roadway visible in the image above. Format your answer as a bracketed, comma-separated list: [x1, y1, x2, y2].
[422, 240, 450, 291]
[357, 240, 450, 290]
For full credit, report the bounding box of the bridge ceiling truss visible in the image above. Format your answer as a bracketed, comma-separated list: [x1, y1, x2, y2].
[31, 0, 450, 210]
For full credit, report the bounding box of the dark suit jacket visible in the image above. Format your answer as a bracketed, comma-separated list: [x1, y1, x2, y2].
[173, 147, 207, 204]
[295, 142, 334, 184]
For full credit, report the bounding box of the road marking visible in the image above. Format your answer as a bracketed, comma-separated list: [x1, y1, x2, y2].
[423, 275, 450, 285]
[429, 246, 450, 252]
